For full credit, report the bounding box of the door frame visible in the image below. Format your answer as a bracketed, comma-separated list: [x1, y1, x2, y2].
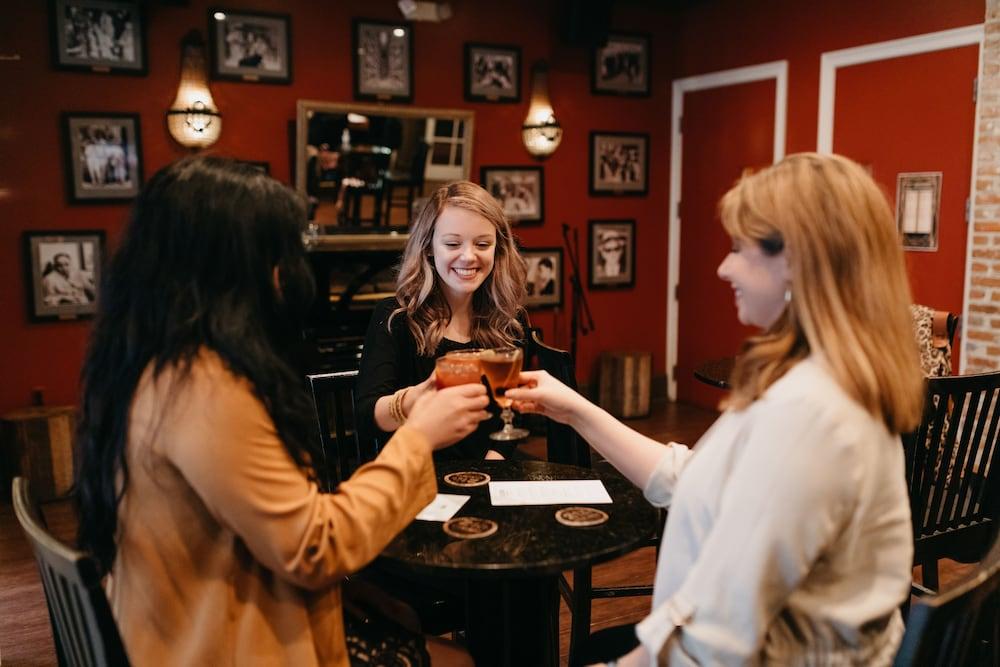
[816, 24, 983, 373]
[666, 61, 789, 400]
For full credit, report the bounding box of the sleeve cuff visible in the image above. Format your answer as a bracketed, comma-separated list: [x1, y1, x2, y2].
[642, 443, 690, 508]
[635, 594, 695, 666]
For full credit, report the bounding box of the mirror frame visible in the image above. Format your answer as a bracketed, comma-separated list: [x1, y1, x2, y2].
[295, 99, 476, 202]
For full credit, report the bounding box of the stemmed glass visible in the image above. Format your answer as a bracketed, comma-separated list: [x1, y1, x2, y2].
[434, 350, 484, 388]
[481, 347, 530, 441]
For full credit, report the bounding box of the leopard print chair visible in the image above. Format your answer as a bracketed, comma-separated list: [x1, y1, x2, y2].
[910, 304, 957, 378]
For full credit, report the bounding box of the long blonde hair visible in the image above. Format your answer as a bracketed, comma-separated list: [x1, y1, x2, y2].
[720, 153, 924, 434]
[392, 181, 527, 354]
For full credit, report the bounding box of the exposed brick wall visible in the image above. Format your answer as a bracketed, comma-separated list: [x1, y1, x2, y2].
[966, 0, 1000, 371]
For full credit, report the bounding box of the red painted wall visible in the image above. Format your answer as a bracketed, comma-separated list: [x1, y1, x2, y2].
[0, 0, 674, 414]
[0, 0, 985, 414]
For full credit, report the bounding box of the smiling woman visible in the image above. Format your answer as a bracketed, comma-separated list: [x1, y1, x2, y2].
[356, 181, 529, 462]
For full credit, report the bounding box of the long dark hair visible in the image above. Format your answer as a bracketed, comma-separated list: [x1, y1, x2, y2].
[76, 156, 319, 573]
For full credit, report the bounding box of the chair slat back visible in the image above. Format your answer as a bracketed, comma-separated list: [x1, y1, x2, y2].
[307, 370, 373, 490]
[903, 372, 1000, 561]
[894, 534, 1000, 666]
[525, 329, 591, 467]
[11, 478, 129, 667]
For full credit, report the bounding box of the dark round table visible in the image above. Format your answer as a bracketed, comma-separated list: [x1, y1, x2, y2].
[379, 459, 656, 666]
[693, 356, 735, 390]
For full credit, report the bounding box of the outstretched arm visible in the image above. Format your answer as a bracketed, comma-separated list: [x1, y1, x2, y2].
[506, 371, 691, 493]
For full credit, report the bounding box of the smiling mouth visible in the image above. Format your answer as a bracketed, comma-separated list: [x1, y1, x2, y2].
[453, 267, 479, 279]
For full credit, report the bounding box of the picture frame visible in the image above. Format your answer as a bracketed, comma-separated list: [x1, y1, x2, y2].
[353, 18, 414, 103]
[592, 33, 650, 96]
[464, 43, 521, 103]
[588, 220, 636, 289]
[896, 172, 942, 251]
[589, 131, 649, 197]
[522, 247, 563, 309]
[23, 230, 105, 321]
[49, 0, 147, 75]
[62, 111, 142, 203]
[480, 166, 544, 224]
[209, 8, 292, 84]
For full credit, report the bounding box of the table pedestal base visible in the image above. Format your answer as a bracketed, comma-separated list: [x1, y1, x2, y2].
[465, 576, 560, 667]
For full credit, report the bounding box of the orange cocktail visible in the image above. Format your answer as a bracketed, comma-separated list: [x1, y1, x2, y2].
[435, 350, 484, 388]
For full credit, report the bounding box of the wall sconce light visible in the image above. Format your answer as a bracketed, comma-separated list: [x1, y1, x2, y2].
[521, 61, 563, 160]
[166, 30, 221, 149]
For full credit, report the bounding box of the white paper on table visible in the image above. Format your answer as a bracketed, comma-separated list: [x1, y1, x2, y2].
[488, 480, 613, 506]
[415, 494, 470, 521]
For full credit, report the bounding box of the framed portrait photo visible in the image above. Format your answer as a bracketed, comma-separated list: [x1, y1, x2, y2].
[481, 166, 544, 224]
[523, 247, 563, 309]
[209, 9, 291, 84]
[49, 0, 147, 75]
[62, 112, 142, 203]
[353, 19, 413, 103]
[23, 230, 105, 321]
[589, 131, 649, 197]
[592, 33, 650, 96]
[464, 43, 521, 103]
[588, 220, 636, 290]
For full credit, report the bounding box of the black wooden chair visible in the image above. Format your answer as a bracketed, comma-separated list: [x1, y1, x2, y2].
[307, 370, 377, 491]
[525, 330, 661, 666]
[12, 477, 130, 667]
[382, 141, 429, 226]
[894, 533, 1000, 666]
[902, 370, 1000, 591]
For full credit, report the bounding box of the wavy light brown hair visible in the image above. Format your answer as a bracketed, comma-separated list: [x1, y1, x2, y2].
[392, 180, 527, 354]
[720, 152, 924, 434]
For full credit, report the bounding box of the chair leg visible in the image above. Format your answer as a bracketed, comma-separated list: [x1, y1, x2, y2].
[568, 567, 593, 667]
[920, 557, 940, 591]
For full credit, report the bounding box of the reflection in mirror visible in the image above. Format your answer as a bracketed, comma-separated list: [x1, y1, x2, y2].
[296, 100, 474, 231]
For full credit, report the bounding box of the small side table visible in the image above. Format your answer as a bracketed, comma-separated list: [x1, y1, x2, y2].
[1, 406, 77, 501]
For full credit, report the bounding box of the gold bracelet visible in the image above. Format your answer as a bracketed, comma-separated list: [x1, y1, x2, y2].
[396, 387, 410, 424]
[390, 387, 409, 426]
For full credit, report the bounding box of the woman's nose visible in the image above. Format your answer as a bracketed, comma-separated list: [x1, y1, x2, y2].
[717, 254, 733, 281]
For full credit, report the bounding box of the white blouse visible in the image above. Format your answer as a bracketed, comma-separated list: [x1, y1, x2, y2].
[635, 358, 913, 666]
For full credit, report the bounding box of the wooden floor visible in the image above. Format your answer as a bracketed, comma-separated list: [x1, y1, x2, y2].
[0, 399, 976, 666]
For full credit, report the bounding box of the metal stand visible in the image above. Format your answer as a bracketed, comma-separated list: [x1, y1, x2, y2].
[562, 223, 595, 368]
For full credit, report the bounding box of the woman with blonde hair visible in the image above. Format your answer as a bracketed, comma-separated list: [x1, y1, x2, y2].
[358, 180, 528, 460]
[508, 153, 924, 665]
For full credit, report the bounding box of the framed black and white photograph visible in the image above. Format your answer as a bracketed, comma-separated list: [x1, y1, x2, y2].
[209, 9, 291, 84]
[23, 230, 105, 321]
[896, 171, 942, 251]
[353, 19, 413, 103]
[49, 0, 147, 75]
[62, 112, 142, 203]
[589, 131, 649, 196]
[523, 247, 563, 309]
[464, 43, 520, 103]
[592, 33, 650, 96]
[588, 220, 636, 289]
[481, 166, 543, 224]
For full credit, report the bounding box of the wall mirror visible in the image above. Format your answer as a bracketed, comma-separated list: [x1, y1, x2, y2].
[296, 100, 475, 230]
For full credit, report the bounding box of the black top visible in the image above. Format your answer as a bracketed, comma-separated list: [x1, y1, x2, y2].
[357, 297, 525, 461]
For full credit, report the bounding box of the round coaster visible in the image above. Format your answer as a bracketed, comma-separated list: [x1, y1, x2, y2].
[443, 471, 491, 488]
[443, 516, 498, 540]
[555, 506, 609, 527]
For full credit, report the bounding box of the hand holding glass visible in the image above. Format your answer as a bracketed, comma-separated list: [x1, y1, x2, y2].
[481, 347, 530, 441]
[435, 350, 484, 388]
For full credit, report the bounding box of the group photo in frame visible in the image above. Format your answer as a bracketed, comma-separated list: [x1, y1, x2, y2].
[592, 33, 650, 96]
[588, 220, 636, 289]
[353, 18, 413, 102]
[62, 111, 143, 203]
[589, 131, 649, 196]
[522, 247, 563, 308]
[209, 9, 291, 84]
[481, 166, 544, 224]
[464, 43, 521, 103]
[50, 0, 147, 75]
[23, 230, 105, 321]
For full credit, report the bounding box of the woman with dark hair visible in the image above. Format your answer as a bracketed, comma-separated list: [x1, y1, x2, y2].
[75, 156, 484, 665]
[357, 180, 529, 461]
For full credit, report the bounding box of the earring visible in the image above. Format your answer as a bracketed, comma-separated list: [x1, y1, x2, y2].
[784, 287, 792, 304]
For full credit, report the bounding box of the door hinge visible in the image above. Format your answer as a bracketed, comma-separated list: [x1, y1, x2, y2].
[966, 197, 972, 224]
[974, 76, 979, 104]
